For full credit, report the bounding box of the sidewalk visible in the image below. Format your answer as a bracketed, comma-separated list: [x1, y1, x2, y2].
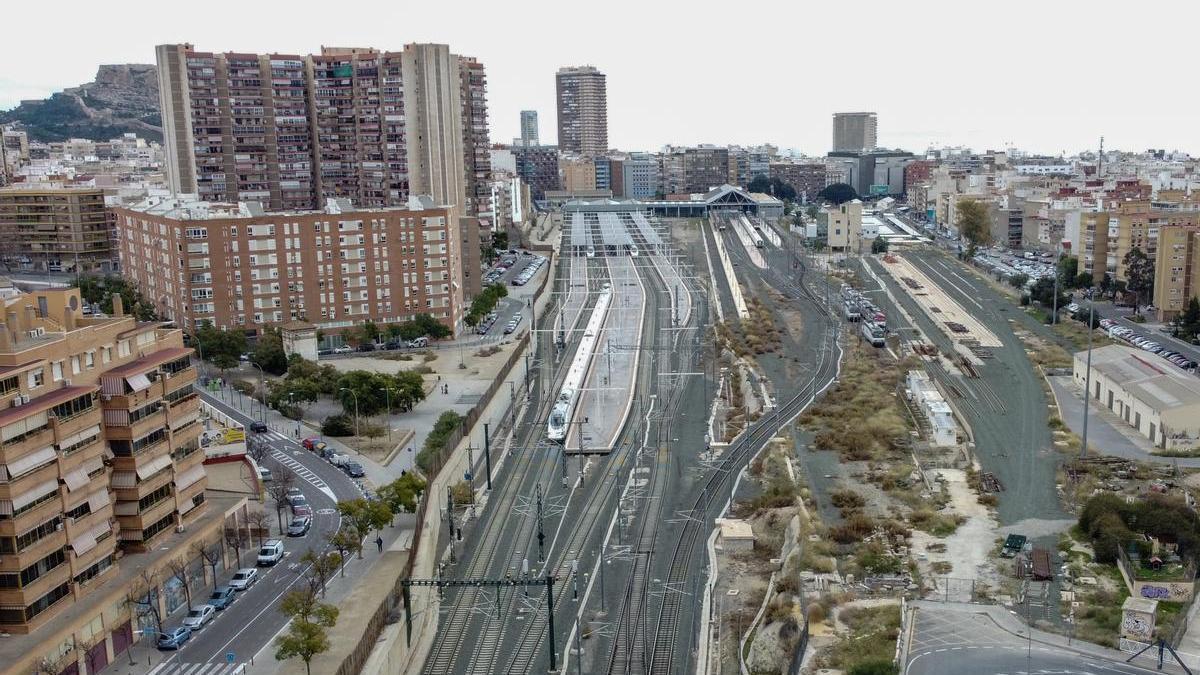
[911, 600, 1190, 672]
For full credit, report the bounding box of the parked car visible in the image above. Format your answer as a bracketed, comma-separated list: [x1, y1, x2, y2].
[181, 604, 216, 630]
[157, 626, 193, 650]
[344, 461, 365, 478]
[250, 421, 268, 433]
[408, 337, 429, 348]
[317, 347, 333, 356]
[287, 516, 312, 537]
[333, 345, 353, 354]
[256, 466, 273, 482]
[357, 342, 376, 352]
[291, 500, 313, 518]
[301, 437, 325, 452]
[208, 586, 236, 610]
[228, 568, 258, 591]
[385, 340, 402, 350]
[257, 539, 285, 566]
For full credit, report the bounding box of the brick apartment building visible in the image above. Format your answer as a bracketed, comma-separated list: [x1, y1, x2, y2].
[769, 162, 828, 202]
[113, 195, 464, 335]
[0, 186, 117, 274]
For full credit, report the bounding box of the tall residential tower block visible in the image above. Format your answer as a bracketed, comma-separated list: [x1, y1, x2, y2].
[156, 43, 491, 217]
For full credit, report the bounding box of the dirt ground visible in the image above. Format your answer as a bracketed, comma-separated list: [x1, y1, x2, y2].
[909, 468, 1001, 588]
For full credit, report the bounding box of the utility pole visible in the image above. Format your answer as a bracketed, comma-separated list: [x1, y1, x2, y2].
[483, 422, 493, 490]
[1081, 291, 1095, 459]
[536, 483, 546, 563]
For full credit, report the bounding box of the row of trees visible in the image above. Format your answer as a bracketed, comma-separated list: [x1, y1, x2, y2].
[74, 274, 159, 321]
[746, 175, 798, 202]
[341, 314, 451, 346]
[464, 283, 509, 327]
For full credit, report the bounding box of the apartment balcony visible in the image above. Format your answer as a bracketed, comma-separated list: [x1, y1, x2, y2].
[0, 460, 60, 505]
[0, 426, 55, 466]
[115, 490, 174, 536]
[62, 496, 112, 545]
[0, 562, 70, 614]
[103, 408, 166, 443]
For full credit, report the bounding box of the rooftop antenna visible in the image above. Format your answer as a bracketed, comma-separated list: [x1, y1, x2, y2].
[1097, 136, 1104, 176]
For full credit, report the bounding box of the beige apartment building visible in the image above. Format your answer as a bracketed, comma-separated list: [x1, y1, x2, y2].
[0, 284, 250, 674]
[556, 66, 608, 155]
[1154, 224, 1200, 321]
[0, 187, 117, 274]
[113, 195, 464, 335]
[156, 43, 490, 218]
[823, 199, 863, 252]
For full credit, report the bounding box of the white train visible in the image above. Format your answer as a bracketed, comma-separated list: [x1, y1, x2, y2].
[548, 283, 613, 441]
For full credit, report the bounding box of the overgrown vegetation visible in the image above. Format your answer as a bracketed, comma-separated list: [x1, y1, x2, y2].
[1078, 492, 1200, 564]
[417, 411, 465, 473]
[821, 604, 902, 673]
[75, 274, 159, 320]
[799, 342, 911, 461]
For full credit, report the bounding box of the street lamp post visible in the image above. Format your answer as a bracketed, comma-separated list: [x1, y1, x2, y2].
[248, 361, 265, 422]
[340, 387, 360, 437]
[382, 387, 395, 441]
[288, 391, 300, 438]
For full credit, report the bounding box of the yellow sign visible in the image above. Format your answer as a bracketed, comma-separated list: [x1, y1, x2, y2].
[222, 428, 245, 443]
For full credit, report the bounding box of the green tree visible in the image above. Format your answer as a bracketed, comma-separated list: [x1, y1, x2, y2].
[253, 330, 289, 375]
[955, 199, 991, 255]
[747, 174, 771, 193]
[1123, 246, 1154, 315]
[336, 499, 392, 557]
[817, 183, 858, 205]
[275, 590, 338, 675]
[492, 231, 509, 252]
[195, 321, 247, 364]
[870, 238, 889, 254]
[769, 177, 797, 202]
[1174, 297, 1200, 341]
[1099, 272, 1115, 299]
[328, 527, 360, 575]
[321, 414, 354, 437]
[1030, 277, 1069, 312]
[1057, 256, 1079, 288]
[385, 323, 403, 341]
[361, 320, 380, 344]
[377, 473, 427, 517]
[1008, 273, 1030, 290]
[74, 274, 159, 320]
[396, 314, 451, 341]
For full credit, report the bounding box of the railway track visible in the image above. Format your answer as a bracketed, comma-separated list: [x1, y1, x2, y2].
[424, 257, 610, 675]
[646, 223, 842, 673]
[505, 253, 665, 673]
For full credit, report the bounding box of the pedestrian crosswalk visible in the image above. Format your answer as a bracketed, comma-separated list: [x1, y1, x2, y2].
[151, 662, 245, 675]
[271, 449, 335, 500]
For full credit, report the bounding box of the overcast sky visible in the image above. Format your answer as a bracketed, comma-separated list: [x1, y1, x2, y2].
[3, 0, 1195, 157]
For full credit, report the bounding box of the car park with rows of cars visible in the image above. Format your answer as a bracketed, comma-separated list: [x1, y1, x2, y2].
[1100, 318, 1198, 371]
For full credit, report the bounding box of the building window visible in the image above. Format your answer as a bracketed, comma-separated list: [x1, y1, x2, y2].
[50, 362, 63, 382]
[50, 392, 95, 421]
[28, 369, 43, 389]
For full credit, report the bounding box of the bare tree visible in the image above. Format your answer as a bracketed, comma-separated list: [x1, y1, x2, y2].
[264, 468, 297, 533]
[34, 647, 74, 675]
[165, 556, 194, 609]
[247, 435, 270, 465]
[192, 539, 224, 590]
[126, 569, 164, 640]
[301, 548, 341, 598]
[225, 523, 248, 569]
[246, 510, 272, 545]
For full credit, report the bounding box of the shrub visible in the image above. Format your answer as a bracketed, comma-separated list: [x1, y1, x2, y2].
[849, 659, 899, 675]
[321, 413, 354, 437]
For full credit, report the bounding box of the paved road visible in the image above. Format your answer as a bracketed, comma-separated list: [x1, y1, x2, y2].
[145, 392, 362, 674]
[907, 603, 1184, 675]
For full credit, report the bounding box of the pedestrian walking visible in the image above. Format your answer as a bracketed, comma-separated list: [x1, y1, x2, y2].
[376, 536, 384, 553]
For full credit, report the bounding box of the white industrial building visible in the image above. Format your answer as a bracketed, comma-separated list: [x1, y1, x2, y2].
[1073, 345, 1200, 451]
[907, 371, 958, 446]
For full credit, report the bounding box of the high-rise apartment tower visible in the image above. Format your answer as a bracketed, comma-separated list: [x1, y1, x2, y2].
[520, 110, 539, 146]
[832, 112, 878, 152]
[555, 66, 608, 155]
[155, 43, 491, 217]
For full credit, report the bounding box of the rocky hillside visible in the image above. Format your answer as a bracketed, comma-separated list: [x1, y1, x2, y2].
[0, 64, 162, 142]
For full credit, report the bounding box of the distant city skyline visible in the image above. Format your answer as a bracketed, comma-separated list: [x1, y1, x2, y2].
[2, 0, 1197, 156]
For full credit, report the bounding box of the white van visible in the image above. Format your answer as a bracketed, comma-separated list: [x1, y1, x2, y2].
[257, 539, 285, 566]
[407, 336, 429, 348]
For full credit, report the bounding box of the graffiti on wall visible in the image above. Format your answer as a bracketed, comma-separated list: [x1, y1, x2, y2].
[1136, 581, 1194, 602]
[1122, 612, 1153, 640]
